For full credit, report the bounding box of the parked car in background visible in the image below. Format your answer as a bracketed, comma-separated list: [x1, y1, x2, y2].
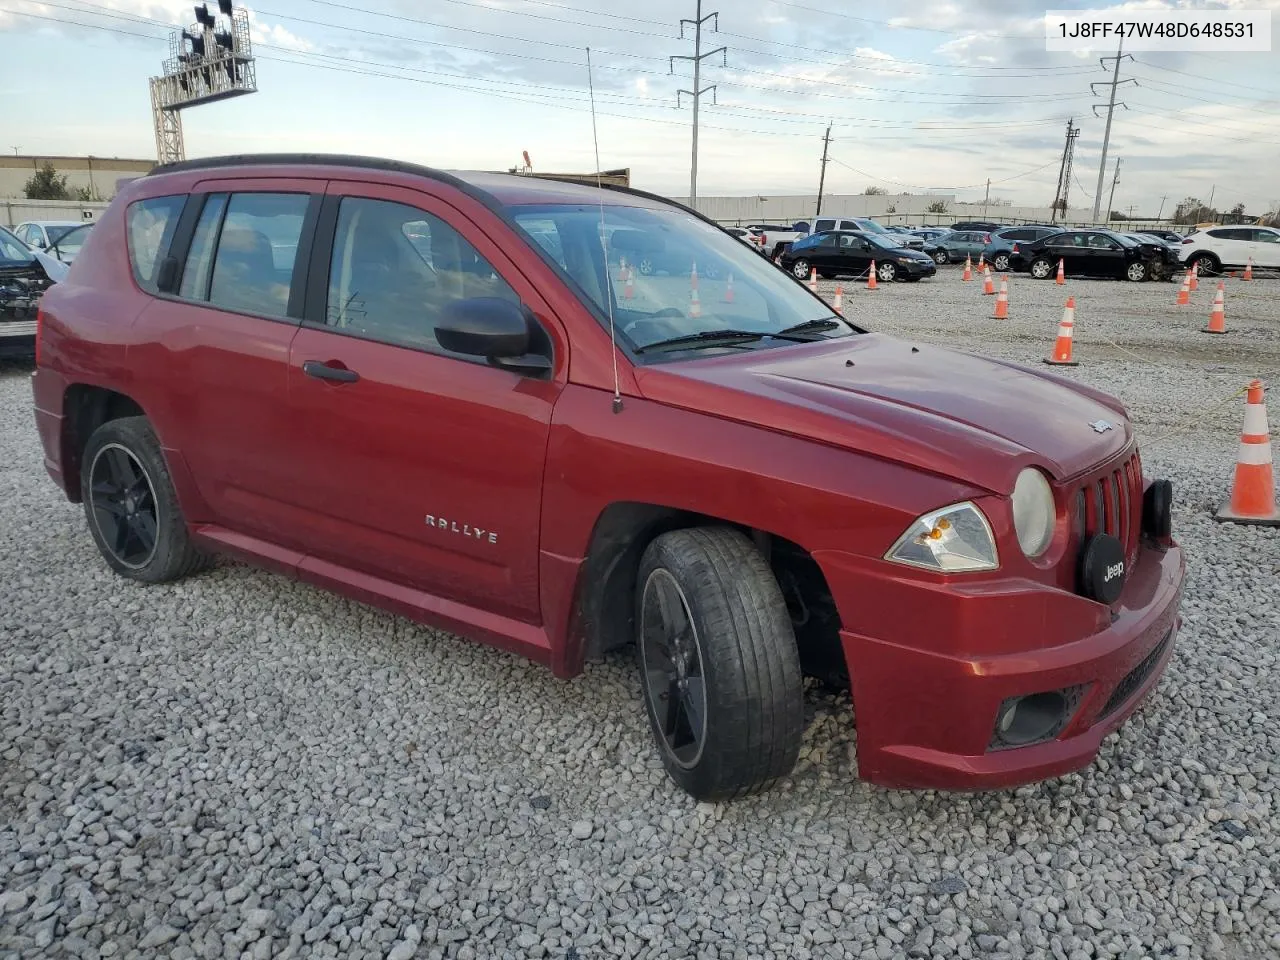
[910, 227, 952, 242]
[983, 226, 1063, 272]
[1121, 232, 1180, 261]
[13, 220, 84, 252]
[1137, 229, 1183, 244]
[725, 226, 767, 253]
[1012, 230, 1176, 281]
[1, 225, 57, 356]
[1178, 225, 1280, 276]
[746, 222, 811, 259]
[951, 220, 1003, 232]
[43, 222, 94, 263]
[931, 229, 990, 264]
[782, 230, 937, 283]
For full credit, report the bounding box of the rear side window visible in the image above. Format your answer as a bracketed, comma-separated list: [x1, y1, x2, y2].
[208, 193, 309, 319]
[180, 194, 229, 300]
[127, 195, 186, 291]
[1254, 229, 1280, 244]
[1208, 228, 1250, 241]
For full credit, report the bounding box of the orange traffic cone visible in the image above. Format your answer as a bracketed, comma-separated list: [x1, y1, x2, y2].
[1056, 258, 1065, 285]
[1189, 262, 1199, 292]
[691, 263, 700, 292]
[982, 265, 995, 295]
[962, 255, 973, 282]
[977, 254, 986, 273]
[624, 266, 635, 300]
[1243, 258, 1254, 281]
[833, 284, 844, 315]
[867, 262, 879, 291]
[724, 272, 735, 303]
[1044, 297, 1078, 365]
[808, 267, 818, 292]
[689, 286, 702, 319]
[617, 257, 629, 284]
[1216, 380, 1279, 526]
[1203, 282, 1227, 334]
[1176, 272, 1191, 306]
[991, 275, 1009, 318]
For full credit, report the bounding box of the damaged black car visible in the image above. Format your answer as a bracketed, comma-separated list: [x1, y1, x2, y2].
[0, 226, 56, 358]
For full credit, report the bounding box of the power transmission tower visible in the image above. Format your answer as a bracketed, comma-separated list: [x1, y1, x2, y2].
[670, 0, 726, 207]
[1090, 38, 1136, 222]
[1106, 158, 1122, 222]
[1051, 118, 1080, 223]
[815, 124, 832, 216]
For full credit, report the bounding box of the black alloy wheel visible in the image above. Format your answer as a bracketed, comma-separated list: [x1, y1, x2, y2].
[89, 443, 160, 570]
[639, 569, 708, 770]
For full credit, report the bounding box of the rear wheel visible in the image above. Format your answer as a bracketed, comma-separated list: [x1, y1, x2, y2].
[1029, 257, 1054, 280]
[992, 252, 1011, 272]
[636, 528, 803, 801]
[81, 417, 211, 583]
[932, 248, 949, 265]
[637, 257, 656, 276]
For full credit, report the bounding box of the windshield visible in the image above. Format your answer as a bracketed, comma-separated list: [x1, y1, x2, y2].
[1112, 233, 1139, 248]
[45, 224, 79, 244]
[865, 233, 903, 250]
[0, 227, 33, 263]
[856, 219, 888, 234]
[51, 224, 91, 257]
[509, 203, 855, 357]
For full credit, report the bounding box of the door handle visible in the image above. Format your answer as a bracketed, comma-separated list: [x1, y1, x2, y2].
[302, 360, 360, 383]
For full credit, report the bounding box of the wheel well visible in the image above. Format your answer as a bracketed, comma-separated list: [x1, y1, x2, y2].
[60, 386, 146, 502]
[578, 504, 845, 684]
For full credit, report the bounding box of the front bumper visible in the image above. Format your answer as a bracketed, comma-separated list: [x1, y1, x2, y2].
[898, 259, 936, 278]
[825, 539, 1185, 790]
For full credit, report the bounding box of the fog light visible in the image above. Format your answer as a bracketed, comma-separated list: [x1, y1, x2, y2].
[991, 691, 1071, 749]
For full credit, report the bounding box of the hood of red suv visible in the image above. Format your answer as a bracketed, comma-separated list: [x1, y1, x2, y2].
[634, 334, 1131, 493]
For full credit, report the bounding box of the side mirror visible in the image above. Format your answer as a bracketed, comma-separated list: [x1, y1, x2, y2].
[436, 297, 552, 376]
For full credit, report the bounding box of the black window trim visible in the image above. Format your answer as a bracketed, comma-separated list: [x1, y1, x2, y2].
[151, 189, 322, 326]
[300, 192, 556, 376]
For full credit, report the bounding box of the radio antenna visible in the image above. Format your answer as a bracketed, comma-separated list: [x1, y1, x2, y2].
[587, 46, 623, 414]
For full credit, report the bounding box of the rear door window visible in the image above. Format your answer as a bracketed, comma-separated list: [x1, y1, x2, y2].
[127, 195, 186, 292]
[179, 194, 229, 300]
[208, 193, 309, 319]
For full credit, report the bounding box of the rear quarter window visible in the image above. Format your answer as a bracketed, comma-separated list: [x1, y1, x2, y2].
[127, 195, 186, 292]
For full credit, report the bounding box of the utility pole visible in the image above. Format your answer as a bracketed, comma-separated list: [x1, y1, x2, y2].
[1051, 118, 1080, 223]
[1091, 38, 1135, 222]
[670, 0, 726, 208]
[1156, 193, 1168, 221]
[815, 124, 832, 216]
[1105, 158, 1122, 222]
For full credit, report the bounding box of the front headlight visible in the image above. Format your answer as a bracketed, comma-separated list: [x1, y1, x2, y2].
[897, 257, 915, 265]
[1012, 468, 1055, 558]
[885, 502, 998, 573]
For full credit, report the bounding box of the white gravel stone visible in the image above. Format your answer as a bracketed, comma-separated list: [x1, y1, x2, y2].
[1, 274, 1278, 960]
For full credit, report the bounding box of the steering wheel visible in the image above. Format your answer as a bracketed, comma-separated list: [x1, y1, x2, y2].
[621, 307, 685, 337]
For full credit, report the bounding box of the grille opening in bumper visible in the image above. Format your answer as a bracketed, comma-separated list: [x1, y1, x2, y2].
[989, 684, 1088, 751]
[1099, 629, 1173, 719]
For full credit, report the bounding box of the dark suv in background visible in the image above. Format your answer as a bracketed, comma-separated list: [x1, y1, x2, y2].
[983, 226, 1063, 272]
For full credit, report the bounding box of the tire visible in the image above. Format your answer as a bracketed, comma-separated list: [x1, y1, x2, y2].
[992, 252, 1011, 272]
[1029, 257, 1054, 280]
[1191, 253, 1220, 276]
[702, 261, 722, 280]
[791, 259, 811, 280]
[635, 527, 803, 801]
[1126, 260, 1148, 282]
[876, 261, 897, 283]
[637, 257, 656, 277]
[933, 248, 949, 265]
[80, 416, 211, 583]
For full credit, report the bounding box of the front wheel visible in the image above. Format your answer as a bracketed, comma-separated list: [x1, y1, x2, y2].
[876, 261, 898, 283]
[636, 528, 803, 801]
[1191, 253, 1220, 277]
[932, 249, 949, 265]
[791, 259, 811, 280]
[637, 257, 656, 276]
[1029, 257, 1054, 280]
[81, 416, 212, 583]
[1126, 260, 1148, 282]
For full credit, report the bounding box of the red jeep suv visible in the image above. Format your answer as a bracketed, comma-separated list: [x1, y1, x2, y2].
[32, 155, 1185, 800]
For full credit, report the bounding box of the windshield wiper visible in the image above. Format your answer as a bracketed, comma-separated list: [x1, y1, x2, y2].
[634, 329, 768, 354]
[774, 317, 845, 337]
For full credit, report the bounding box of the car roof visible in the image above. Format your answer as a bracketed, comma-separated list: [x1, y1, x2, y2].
[148, 153, 674, 212]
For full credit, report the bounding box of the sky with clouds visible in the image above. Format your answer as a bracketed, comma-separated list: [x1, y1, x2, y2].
[1, 0, 1278, 215]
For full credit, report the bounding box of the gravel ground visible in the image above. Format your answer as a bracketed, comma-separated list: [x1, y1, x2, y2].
[1, 271, 1278, 960]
